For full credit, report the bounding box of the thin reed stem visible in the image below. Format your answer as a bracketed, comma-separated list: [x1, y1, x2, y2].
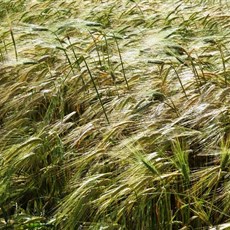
[113, 34, 129, 89]
[10, 28, 18, 61]
[83, 56, 110, 124]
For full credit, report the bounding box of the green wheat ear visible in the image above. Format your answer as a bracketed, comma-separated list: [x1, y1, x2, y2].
[149, 91, 166, 102]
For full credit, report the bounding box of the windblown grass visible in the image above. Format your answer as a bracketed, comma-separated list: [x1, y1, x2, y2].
[1, 0, 230, 229]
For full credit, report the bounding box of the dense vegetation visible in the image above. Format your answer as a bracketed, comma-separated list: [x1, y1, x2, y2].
[1, 0, 230, 229]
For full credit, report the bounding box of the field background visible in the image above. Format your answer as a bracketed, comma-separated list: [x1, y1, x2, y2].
[1, 0, 230, 229]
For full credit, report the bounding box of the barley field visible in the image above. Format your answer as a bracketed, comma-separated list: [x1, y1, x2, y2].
[1, 0, 230, 229]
